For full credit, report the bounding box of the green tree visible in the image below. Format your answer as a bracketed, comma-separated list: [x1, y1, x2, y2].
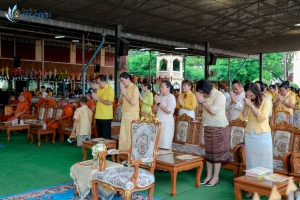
[128, 50, 157, 78]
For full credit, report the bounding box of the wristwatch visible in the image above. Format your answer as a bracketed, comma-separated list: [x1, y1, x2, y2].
[157, 103, 160, 106]
[200, 101, 205, 105]
[251, 105, 255, 109]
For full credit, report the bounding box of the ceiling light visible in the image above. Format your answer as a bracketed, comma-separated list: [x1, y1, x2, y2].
[140, 48, 151, 51]
[295, 23, 300, 26]
[72, 39, 79, 43]
[175, 47, 188, 50]
[55, 35, 65, 39]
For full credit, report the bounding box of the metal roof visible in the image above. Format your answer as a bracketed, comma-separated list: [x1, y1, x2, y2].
[0, 0, 300, 57]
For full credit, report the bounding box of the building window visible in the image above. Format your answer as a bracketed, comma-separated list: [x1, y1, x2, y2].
[173, 59, 180, 71]
[76, 45, 100, 64]
[160, 59, 167, 71]
[1, 36, 35, 60]
[45, 41, 70, 63]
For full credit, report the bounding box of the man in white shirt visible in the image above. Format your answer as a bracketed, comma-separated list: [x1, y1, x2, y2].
[41, 86, 48, 98]
[228, 80, 245, 121]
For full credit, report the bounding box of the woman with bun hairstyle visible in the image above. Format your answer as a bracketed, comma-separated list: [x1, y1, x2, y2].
[153, 80, 176, 150]
[118, 72, 140, 150]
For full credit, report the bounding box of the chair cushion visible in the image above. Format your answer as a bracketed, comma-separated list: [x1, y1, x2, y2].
[172, 143, 205, 156]
[175, 121, 189, 143]
[275, 112, 287, 123]
[230, 126, 245, 150]
[273, 130, 291, 158]
[294, 110, 300, 128]
[64, 127, 73, 131]
[230, 152, 235, 162]
[111, 122, 121, 127]
[47, 108, 54, 118]
[111, 134, 119, 140]
[25, 119, 43, 125]
[273, 160, 284, 171]
[92, 167, 154, 190]
[38, 108, 45, 120]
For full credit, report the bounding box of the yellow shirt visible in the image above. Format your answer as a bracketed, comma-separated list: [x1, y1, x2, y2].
[140, 90, 153, 113]
[238, 97, 271, 134]
[265, 91, 272, 97]
[271, 91, 277, 101]
[290, 91, 296, 101]
[203, 89, 228, 128]
[95, 84, 114, 119]
[274, 93, 295, 115]
[74, 105, 93, 135]
[176, 90, 197, 110]
[119, 83, 140, 114]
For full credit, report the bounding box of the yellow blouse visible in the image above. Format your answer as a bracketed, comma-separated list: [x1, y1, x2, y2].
[273, 93, 295, 115]
[140, 91, 153, 113]
[119, 83, 140, 114]
[238, 97, 271, 134]
[176, 90, 196, 110]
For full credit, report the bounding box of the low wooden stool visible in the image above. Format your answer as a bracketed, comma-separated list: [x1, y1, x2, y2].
[30, 128, 56, 147]
[234, 175, 289, 200]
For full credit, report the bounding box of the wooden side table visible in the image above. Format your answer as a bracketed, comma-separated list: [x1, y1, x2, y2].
[0, 123, 30, 142]
[234, 176, 289, 200]
[30, 128, 56, 147]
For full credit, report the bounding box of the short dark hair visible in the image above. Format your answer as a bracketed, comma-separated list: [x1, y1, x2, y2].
[80, 97, 87, 103]
[41, 86, 45, 89]
[279, 83, 289, 90]
[196, 79, 212, 95]
[182, 80, 192, 86]
[119, 72, 132, 81]
[161, 80, 174, 93]
[255, 81, 266, 93]
[283, 81, 290, 87]
[232, 80, 243, 87]
[142, 81, 151, 90]
[269, 85, 276, 90]
[218, 84, 226, 91]
[244, 82, 263, 108]
[97, 75, 107, 82]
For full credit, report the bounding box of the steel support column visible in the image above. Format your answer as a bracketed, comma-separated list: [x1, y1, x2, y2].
[81, 34, 85, 93]
[259, 53, 263, 82]
[13, 35, 16, 57]
[114, 25, 121, 99]
[228, 58, 231, 90]
[205, 42, 209, 79]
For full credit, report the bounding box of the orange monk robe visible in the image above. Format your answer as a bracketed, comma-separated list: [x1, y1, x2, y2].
[22, 91, 33, 103]
[47, 104, 74, 129]
[10, 100, 20, 105]
[7, 101, 31, 121]
[87, 99, 95, 110]
[0, 100, 20, 121]
[36, 98, 46, 107]
[77, 101, 81, 108]
[46, 99, 57, 106]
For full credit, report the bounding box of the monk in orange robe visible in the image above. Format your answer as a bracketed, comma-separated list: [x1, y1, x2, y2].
[36, 93, 47, 107]
[45, 95, 57, 106]
[0, 95, 20, 121]
[21, 86, 33, 103]
[86, 93, 95, 111]
[7, 95, 31, 121]
[47, 99, 74, 129]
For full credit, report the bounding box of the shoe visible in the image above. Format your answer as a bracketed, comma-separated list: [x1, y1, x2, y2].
[200, 178, 212, 185]
[206, 180, 219, 187]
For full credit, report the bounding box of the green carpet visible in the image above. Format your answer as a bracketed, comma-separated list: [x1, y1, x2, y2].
[0, 131, 267, 199]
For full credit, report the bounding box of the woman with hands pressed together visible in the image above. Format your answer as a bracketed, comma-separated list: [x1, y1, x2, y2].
[196, 80, 229, 187]
[118, 72, 140, 150]
[153, 80, 176, 150]
[238, 82, 273, 171]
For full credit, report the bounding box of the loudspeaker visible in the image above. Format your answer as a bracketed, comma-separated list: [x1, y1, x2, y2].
[14, 57, 21, 68]
[94, 64, 100, 73]
[118, 38, 130, 56]
[209, 53, 217, 65]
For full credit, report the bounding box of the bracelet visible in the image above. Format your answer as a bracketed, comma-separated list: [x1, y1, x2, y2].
[200, 101, 205, 105]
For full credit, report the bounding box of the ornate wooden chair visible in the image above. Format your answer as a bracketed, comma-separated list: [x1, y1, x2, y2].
[58, 119, 74, 142]
[289, 126, 300, 182]
[91, 113, 161, 200]
[171, 114, 205, 157]
[222, 118, 247, 177]
[271, 121, 294, 175]
[20, 105, 48, 128]
[111, 105, 122, 140]
[293, 110, 300, 128]
[272, 110, 292, 124]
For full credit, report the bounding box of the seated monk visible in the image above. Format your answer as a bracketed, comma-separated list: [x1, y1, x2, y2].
[47, 99, 74, 129]
[21, 86, 33, 103]
[7, 95, 31, 121]
[0, 95, 20, 121]
[36, 92, 47, 107]
[45, 95, 57, 106]
[86, 93, 95, 111]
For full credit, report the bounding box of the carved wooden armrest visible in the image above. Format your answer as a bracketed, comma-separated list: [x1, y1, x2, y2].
[290, 152, 300, 173]
[282, 152, 292, 172]
[238, 145, 246, 166]
[20, 114, 38, 120]
[233, 145, 242, 163]
[97, 151, 109, 171]
[107, 149, 128, 155]
[129, 157, 154, 185]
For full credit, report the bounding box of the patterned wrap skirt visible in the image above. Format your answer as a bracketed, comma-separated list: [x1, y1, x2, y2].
[245, 130, 273, 170]
[118, 112, 139, 150]
[204, 126, 230, 163]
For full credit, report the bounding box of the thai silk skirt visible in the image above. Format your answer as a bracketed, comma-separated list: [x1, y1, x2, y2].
[204, 126, 230, 163]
